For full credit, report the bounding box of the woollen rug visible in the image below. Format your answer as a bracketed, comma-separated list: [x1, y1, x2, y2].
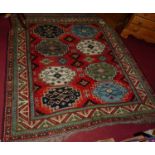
[2, 16, 155, 141]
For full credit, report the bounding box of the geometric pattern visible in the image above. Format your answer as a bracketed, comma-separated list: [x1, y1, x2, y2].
[93, 81, 131, 102]
[84, 56, 95, 63]
[3, 16, 155, 142]
[77, 79, 90, 87]
[36, 39, 68, 57]
[39, 66, 76, 85]
[84, 99, 97, 106]
[58, 58, 68, 65]
[98, 56, 106, 61]
[41, 58, 53, 65]
[63, 35, 76, 43]
[85, 62, 116, 81]
[42, 86, 80, 111]
[71, 60, 84, 68]
[64, 36, 76, 42]
[60, 34, 79, 44]
[34, 24, 64, 38]
[71, 53, 80, 60]
[77, 39, 105, 55]
[72, 25, 97, 38]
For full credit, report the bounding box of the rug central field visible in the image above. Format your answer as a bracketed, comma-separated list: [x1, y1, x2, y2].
[3, 16, 155, 141]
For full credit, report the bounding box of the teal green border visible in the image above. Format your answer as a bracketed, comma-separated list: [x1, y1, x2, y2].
[12, 18, 18, 133]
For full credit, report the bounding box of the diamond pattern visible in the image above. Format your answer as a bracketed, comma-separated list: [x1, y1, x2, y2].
[78, 79, 90, 87]
[71, 60, 83, 68]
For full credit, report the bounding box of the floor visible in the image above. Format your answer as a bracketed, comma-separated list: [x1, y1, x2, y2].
[0, 14, 155, 141]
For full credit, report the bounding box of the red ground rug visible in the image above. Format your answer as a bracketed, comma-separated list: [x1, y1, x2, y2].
[3, 16, 155, 141]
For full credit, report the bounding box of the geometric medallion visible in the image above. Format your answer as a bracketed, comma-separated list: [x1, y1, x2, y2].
[72, 25, 97, 38]
[34, 24, 64, 38]
[85, 62, 116, 81]
[36, 40, 68, 57]
[93, 81, 129, 102]
[39, 66, 76, 85]
[77, 39, 105, 55]
[42, 86, 80, 110]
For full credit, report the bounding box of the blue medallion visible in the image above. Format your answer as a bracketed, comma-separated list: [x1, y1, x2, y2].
[93, 82, 128, 102]
[72, 25, 97, 38]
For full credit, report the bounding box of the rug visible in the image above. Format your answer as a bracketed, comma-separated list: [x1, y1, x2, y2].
[3, 15, 155, 141]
